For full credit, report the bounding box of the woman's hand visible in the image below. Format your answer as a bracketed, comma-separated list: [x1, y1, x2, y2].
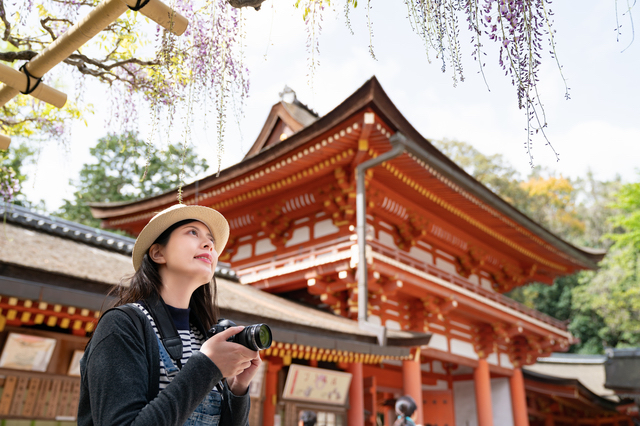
[227, 355, 262, 395]
[200, 326, 259, 379]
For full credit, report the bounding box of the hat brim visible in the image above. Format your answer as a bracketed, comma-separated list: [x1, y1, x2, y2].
[132, 204, 229, 271]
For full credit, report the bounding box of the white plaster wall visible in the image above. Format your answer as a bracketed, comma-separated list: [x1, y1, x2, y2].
[453, 380, 477, 426]
[254, 238, 276, 255]
[432, 361, 447, 374]
[285, 226, 310, 247]
[480, 278, 494, 292]
[385, 319, 401, 330]
[468, 274, 479, 285]
[422, 380, 449, 391]
[378, 230, 396, 248]
[450, 339, 479, 360]
[436, 258, 458, 275]
[313, 219, 339, 238]
[499, 353, 514, 369]
[232, 244, 252, 261]
[453, 379, 514, 426]
[427, 333, 449, 352]
[491, 378, 514, 426]
[487, 353, 499, 366]
[409, 246, 433, 264]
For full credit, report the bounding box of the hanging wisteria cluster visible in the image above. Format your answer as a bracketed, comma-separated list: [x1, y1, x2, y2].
[0, 163, 19, 203]
[359, 0, 566, 166]
[1, 0, 248, 200]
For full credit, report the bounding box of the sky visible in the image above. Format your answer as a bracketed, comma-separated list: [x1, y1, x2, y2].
[16, 0, 640, 211]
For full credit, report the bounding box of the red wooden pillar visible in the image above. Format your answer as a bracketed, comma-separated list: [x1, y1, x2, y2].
[402, 353, 424, 425]
[510, 368, 529, 426]
[544, 415, 554, 426]
[474, 358, 494, 426]
[263, 358, 282, 426]
[348, 362, 365, 426]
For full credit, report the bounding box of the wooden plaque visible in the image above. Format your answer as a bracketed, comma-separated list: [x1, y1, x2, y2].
[45, 379, 62, 418]
[34, 379, 52, 418]
[0, 375, 18, 415]
[56, 380, 72, 417]
[9, 376, 29, 415]
[22, 377, 42, 417]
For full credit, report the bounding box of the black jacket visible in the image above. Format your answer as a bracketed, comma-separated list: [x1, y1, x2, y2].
[78, 307, 250, 425]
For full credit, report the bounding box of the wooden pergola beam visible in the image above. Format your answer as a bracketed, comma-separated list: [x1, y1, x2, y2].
[0, 0, 189, 147]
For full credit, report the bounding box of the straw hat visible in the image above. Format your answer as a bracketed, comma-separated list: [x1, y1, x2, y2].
[132, 204, 229, 271]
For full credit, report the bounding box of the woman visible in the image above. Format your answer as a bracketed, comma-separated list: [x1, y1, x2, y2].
[78, 204, 261, 426]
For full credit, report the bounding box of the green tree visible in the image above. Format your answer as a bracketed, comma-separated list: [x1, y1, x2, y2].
[56, 132, 208, 228]
[568, 177, 640, 350]
[432, 139, 529, 204]
[436, 139, 629, 354]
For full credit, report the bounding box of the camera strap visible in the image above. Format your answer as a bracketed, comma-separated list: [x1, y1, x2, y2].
[142, 293, 184, 369]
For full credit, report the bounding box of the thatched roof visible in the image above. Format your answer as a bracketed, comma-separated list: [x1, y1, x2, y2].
[1, 221, 134, 285]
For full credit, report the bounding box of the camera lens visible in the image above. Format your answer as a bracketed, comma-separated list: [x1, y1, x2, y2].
[256, 324, 272, 349]
[236, 324, 272, 351]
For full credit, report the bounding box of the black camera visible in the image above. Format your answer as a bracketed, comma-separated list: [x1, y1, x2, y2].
[207, 319, 272, 351]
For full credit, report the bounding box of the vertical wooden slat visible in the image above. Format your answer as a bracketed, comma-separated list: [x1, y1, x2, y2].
[22, 377, 42, 417]
[68, 381, 81, 417]
[45, 379, 62, 418]
[9, 376, 29, 416]
[34, 378, 52, 418]
[56, 380, 72, 417]
[0, 375, 18, 415]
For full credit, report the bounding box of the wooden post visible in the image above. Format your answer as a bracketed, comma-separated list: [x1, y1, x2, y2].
[402, 353, 424, 425]
[262, 358, 282, 426]
[474, 358, 494, 426]
[347, 362, 365, 426]
[510, 368, 529, 426]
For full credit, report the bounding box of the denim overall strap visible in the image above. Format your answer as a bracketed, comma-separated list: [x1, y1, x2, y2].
[155, 334, 180, 376]
[156, 334, 222, 425]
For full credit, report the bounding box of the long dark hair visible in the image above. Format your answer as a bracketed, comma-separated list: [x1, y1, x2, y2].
[109, 219, 219, 330]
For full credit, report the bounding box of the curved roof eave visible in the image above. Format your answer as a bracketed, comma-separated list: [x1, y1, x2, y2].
[523, 369, 620, 412]
[89, 76, 605, 269]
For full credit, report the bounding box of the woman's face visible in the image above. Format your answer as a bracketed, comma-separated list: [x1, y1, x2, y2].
[152, 221, 219, 284]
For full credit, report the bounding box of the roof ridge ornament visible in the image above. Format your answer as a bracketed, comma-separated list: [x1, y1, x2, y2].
[279, 85, 297, 104]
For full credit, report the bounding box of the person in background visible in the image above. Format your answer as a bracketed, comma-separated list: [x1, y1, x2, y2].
[393, 395, 417, 426]
[299, 410, 317, 426]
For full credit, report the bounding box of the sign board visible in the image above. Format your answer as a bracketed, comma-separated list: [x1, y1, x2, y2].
[0, 333, 57, 372]
[282, 364, 352, 406]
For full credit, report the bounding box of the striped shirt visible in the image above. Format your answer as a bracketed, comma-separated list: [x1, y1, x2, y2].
[133, 303, 208, 391]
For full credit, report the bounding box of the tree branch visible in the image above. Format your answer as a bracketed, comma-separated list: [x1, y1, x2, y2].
[0, 50, 38, 62]
[40, 17, 74, 42]
[0, 0, 11, 42]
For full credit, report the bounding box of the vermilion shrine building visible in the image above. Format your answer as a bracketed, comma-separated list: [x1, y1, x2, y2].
[88, 78, 629, 426]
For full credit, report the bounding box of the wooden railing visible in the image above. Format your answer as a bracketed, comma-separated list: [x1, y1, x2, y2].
[367, 240, 568, 331]
[236, 236, 567, 331]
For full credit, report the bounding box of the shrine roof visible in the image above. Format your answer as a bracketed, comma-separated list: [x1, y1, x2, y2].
[525, 354, 616, 401]
[88, 76, 605, 271]
[523, 368, 622, 412]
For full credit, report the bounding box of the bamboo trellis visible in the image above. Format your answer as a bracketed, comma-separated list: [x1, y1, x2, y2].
[0, 0, 189, 150]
